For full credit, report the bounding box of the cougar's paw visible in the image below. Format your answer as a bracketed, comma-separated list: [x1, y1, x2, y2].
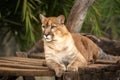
[67, 66, 78, 72]
[55, 65, 66, 77]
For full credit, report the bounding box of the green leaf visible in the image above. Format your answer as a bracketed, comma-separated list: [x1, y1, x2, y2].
[29, 13, 39, 23]
[27, 2, 35, 10]
[14, 0, 21, 14]
[92, 5, 101, 17]
[25, 12, 29, 33]
[22, 0, 27, 21]
[0, 12, 1, 19]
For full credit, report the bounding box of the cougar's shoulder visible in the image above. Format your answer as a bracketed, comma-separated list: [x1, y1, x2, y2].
[71, 33, 99, 62]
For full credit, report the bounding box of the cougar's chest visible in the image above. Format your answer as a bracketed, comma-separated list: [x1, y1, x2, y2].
[44, 35, 76, 65]
[56, 45, 76, 65]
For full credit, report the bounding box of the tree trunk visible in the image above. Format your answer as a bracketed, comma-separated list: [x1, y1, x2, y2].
[66, 0, 95, 33]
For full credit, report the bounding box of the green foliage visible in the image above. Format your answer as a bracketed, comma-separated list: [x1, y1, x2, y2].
[82, 0, 120, 40]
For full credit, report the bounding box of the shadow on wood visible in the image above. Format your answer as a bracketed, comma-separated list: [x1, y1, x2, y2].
[63, 71, 79, 80]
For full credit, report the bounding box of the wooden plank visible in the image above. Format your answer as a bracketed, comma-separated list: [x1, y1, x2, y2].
[23, 76, 35, 80]
[0, 57, 119, 77]
[0, 57, 54, 76]
[88, 63, 113, 68]
[87, 63, 119, 70]
[0, 67, 55, 76]
[79, 64, 120, 73]
[0, 76, 18, 80]
[0, 57, 46, 66]
[0, 62, 48, 70]
[0, 57, 45, 63]
[28, 53, 45, 59]
[96, 59, 118, 64]
[0, 59, 45, 66]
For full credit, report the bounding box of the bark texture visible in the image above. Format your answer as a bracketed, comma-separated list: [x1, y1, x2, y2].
[66, 0, 95, 33]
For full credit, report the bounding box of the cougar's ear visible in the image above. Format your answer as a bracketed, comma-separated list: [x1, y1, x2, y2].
[57, 15, 65, 24]
[39, 14, 46, 23]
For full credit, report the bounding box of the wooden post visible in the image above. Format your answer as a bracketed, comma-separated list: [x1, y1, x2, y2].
[55, 76, 63, 80]
[63, 72, 79, 80]
[23, 76, 35, 80]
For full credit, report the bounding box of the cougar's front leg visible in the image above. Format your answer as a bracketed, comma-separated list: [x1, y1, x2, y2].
[46, 59, 66, 77]
[67, 56, 87, 72]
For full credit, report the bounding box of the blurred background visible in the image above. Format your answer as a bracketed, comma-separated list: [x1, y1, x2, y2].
[0, 0, 120, 56]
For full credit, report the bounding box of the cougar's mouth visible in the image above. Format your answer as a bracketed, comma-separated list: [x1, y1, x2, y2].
[43, 35, 53, 42]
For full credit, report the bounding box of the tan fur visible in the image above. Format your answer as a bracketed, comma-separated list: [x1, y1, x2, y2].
[39, 14, 99, 77]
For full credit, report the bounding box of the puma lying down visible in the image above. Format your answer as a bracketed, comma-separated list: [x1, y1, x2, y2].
[39, 14, 117, 77]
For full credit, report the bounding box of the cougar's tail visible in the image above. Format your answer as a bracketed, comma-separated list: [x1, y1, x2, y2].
[98, 48, 116, 60]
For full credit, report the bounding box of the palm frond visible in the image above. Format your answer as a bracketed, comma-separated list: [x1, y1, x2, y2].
[14, 0, 20, 13]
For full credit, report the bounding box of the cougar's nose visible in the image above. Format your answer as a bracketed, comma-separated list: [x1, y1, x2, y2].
[44, 33, 50, 37]
[43, 32, 51, 38]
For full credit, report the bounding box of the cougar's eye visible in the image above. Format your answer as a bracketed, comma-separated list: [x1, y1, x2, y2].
[51, 26, 56, 29]
[42, 26, 45, 28]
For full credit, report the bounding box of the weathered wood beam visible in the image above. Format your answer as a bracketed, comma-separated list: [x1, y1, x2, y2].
[83, 34, 120, 56]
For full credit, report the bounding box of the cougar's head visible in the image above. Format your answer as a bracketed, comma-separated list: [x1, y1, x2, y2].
[39, 14, 68, 42]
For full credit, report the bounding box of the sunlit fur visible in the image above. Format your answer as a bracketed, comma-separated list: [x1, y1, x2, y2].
[39, 14, 99, 77]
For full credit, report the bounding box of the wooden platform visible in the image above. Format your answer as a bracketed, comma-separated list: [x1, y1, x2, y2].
[0, 56, 119, 80]
[0, 57, 54, 76]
